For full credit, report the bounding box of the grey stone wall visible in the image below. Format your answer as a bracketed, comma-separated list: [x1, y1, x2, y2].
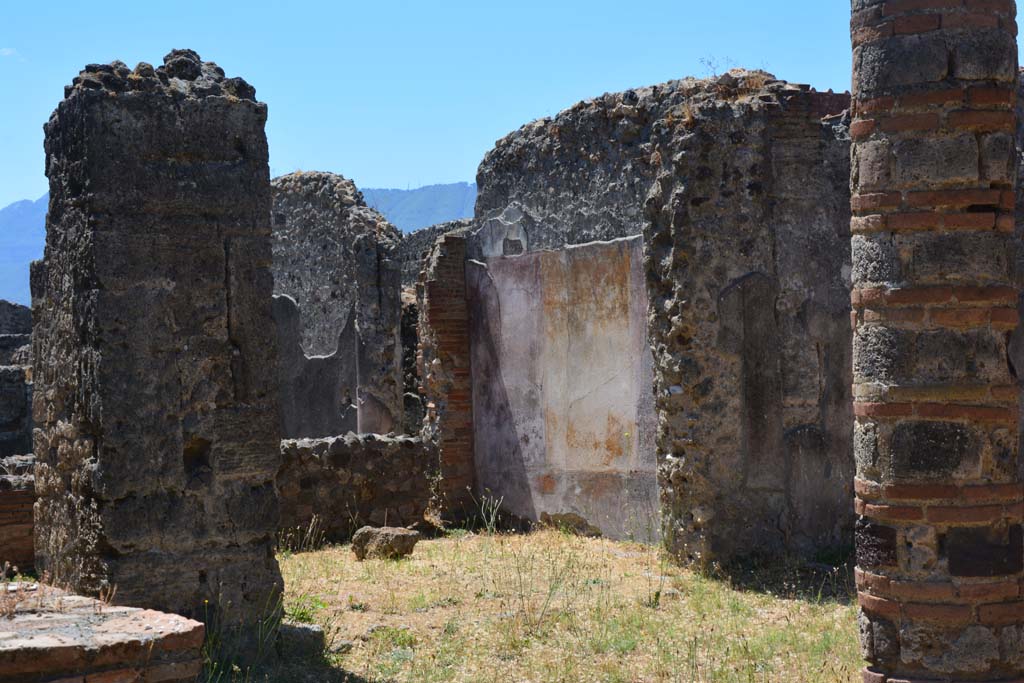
[0, 300, 31, 367]
[0, 301, 31, 460]
[0, 302, 30, 336]
[643, 74, 852, 564]
[32, 50, 282, 628]
[277, 433, 435, 541]
[271, 172, 403, 435]
[473, 82, 680, 256]
[0, 367, 31, 459]
[273, 294, 357, 438]
[271, 172, 399, 355]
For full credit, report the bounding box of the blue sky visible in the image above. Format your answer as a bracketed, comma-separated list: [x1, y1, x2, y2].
[0, 0, 856, 208]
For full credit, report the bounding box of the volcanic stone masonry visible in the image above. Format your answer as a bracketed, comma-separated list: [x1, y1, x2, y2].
[32, 50, 283, 630]
[642, 77, 852, 564]
[272, 172, 403, 436]
[0, 300, 31, 459]
[0, 301, 33, 572]
[397, 218, 472, 286]
[277, 433, 435, 542]
[849, 1, 1023, 681]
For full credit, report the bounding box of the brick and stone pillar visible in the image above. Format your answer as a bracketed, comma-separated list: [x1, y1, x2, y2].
[33, 50, 282, 635]
[850, 2, 1021, 680]
[418, 233, 475, 519]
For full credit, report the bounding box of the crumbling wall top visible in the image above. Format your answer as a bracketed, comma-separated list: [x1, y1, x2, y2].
[474, 69, 849, 254]
[63, 49, 258, 101]
[271, 171, 401, 358]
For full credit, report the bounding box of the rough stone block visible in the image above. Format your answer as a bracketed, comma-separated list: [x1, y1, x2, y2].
[855, 35, 950, 94]
[889, 421, 978, 479]
[892, 134, 980, 188]
[351, 525, 422, 560]
[855, 518, 899, 569]
[951, 30, 1018, 81]
[948, 525, 1024, 577]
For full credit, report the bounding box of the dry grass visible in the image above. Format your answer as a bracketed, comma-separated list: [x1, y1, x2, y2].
[274, 528, 862, 683]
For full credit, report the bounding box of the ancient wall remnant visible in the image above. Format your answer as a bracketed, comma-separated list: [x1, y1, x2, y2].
[467, 237, 658, 540]
[32, 50, 283, 627]
[0, 301, 31, 459]
[400, 292, 425, 433]
[850, 2, 1023, 680]
[277, 434, 435, 541]
[0, 454, 34, 572]
[643, 76, 853, 564]
[418, 234, 475, 516]
[470, 72, 853, 561]
[474, 91, 666, 255]
[397, 219, 473, 286]
[271, 172, 400, 356]
[272, 172, 403, 436]
[0, 584, 204, 683]
[0, 301, 31, 338]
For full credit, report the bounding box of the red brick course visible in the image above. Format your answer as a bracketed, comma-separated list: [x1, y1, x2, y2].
[853, 402, 1017, 423]
[0, 489, 33, 572]
[850, 211, 1009, 234]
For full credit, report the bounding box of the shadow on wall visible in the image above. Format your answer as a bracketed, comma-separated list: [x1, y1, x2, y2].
[717, 272, 853, 557]
[464, 261, 535, 521]
[273, 294, 357, 439]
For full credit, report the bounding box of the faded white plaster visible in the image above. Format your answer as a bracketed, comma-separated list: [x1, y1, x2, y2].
[467, 236, 658, 541]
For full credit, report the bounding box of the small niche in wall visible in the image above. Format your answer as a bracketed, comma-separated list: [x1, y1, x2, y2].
[503, 238, 524, 256]
[183, 435, 212, 487]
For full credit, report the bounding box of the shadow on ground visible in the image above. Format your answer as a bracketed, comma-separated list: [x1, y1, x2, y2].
[255, 660, 376, 683]
[715, 551, 856, 605]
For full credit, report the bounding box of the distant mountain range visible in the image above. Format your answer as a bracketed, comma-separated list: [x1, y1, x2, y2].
[362, 182, 477, 233]
[0, 182, 477, 306]
[0, 194, 47, 306]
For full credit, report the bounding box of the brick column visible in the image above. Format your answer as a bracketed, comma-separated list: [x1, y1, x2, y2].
[850, 1, 1021, 680]
[418, 234, 475, 519]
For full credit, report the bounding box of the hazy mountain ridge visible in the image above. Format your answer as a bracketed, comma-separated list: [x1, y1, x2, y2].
[362, 182, 476, 233]
[0, 194, 47, 305]
[0, 183, 476, 305]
